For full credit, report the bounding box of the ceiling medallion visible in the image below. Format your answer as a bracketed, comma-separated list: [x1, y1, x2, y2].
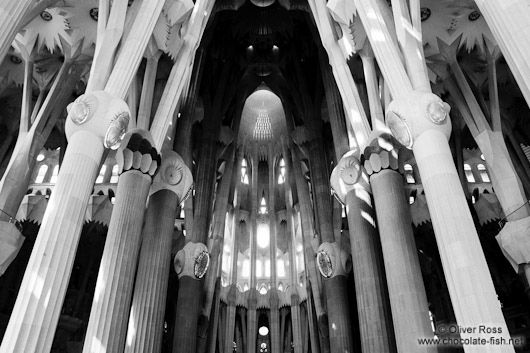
[40, 11, 53, 21]
[420, 8, 431, 22]
[468, 11, 481, 21]
[10, 55, 22, 64]
[90, 8, 99, 21]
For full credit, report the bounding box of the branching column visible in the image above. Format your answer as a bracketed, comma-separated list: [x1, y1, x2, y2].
[363, 133, 435, 353]
[83, 130, 160, 353]
[0, 91, 130, 353]
[330, 152, 396, 353]
[124, 150, 192, 353]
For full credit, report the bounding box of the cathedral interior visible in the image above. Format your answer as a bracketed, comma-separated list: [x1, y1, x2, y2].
[0, 0, 530, 352]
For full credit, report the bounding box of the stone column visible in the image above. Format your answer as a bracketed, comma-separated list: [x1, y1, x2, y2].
[247, 149, 258, 353]
[387, 91, 514, 352]
[474, 0, 530, 108]
[83, 129, 160, 353]
[287, 145, 328, 353]
[268, 148, 281, 353]
[124, 150, 192, 353]
[225, 149, 244, 353]
[173, 241, 210, 352]
[287, 216, 303, 353]
[0, 0, 34, 64]
[302, 135, 356, 353]
[172, 126, 218, 353]
[363, 132, 435, 353]
[330, 152, 396, 353]
[0, 91, 130, 353]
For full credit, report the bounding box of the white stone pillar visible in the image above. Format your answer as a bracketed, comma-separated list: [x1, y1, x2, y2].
[83, 130, 160, 353]
[474, 0, 530, 108]
[124, 150, 192, 353]
[0, 91, 130, 353]
[387, 91, 514, 352]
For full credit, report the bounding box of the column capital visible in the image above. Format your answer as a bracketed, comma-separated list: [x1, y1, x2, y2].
[330, 150, 370, 204]
[150, 149, 193, 200]
[116, 129, 160, 177]
[386, 91, 452, 149]
[316, 242, 352, 278]
[362, 131, 400, 176]
[65, 90, 130, 149]
[174, 241, 210, 280]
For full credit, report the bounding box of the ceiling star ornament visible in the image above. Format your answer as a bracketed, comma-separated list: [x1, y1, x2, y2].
[447, 0, 496, 52]
[0, 52, 25, 88]
[16, 7, 72, 53]
[419, 0, 455, 56]
[64, 0, 99, 52]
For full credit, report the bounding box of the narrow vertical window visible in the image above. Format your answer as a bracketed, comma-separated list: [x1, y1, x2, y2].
[35, 165, 48, 183]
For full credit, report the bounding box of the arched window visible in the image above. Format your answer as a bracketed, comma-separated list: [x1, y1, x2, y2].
[404, 164, 415, 184]
[477, 164, 490, 183]
[241, 159, 249, 184]
[96, 165, 107, 184]
[259, 283, 268, 294]
[259, 196, 267, 214]
[110, 164, 119, 183]
[35, 165, 48, 183]
[464, 164, 475, 183]
[50, 165, 59, 184]
[278, 158, 286, 184]
[257, 223, 269, 248]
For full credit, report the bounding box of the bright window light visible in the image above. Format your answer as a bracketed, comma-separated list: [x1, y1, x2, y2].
[257, 223, 269, 248]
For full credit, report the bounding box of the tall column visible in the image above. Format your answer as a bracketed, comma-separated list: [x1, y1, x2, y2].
[83, 130, 160, 353]
[287, 218, 303, 353]
[330, 152, 396, 353]
[302, 135, 356, 353]
[387, 91, 514, 352]
[247, 149, 258, 353]
[173, 126, 218, 353]
[287, 144, 328, 353]
[0, 0, 34, 64]
[124, 150, 192, 353]
[363, 133, 435, 353]
[268, 147, 281, 353]
[225, 149, 244, 353]
[474, 0, 530, 108]
[0, 91, 130, 353]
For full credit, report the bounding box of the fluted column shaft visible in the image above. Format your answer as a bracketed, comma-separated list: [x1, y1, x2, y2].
[124, 189, 178, 353]
[475, 0, 530, 107]
[287, 219, 303, 353]
[306, 139, 355, 353]
[415, 131, 514, 352]
[247, 290, 258, 353]
[288, 146, 328, 353]
[344, 188, 395, 353]
[0, 132, 103, 353]
[83, 168, 154, 352]
[0, 0, 34, 65]
[370, 168, 435, 352]
[247, 150, 258, 353]
[173, 128, 218, 353]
